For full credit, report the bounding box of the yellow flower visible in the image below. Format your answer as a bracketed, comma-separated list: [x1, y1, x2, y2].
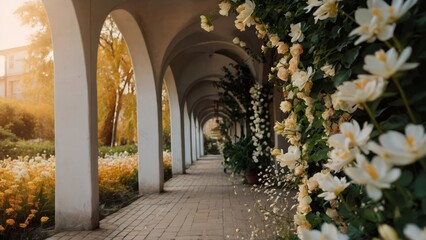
[5, 208, 14, 215]
[0, 225, 4, 231]
[6, 219, 15, 226]
[19, 223, 28, 229]
[40, 216, 49, 223]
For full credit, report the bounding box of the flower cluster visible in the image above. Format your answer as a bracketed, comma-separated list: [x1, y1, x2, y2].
[207, 0, 426, 239]
[249, 83, 272, 165]
[0, 155, 54, 237]
[0, 151, 172, 237]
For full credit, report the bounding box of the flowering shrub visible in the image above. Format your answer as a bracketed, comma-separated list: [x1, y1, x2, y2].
[205, 0, 426, 239]
[0, 151, 172, 238]
[0, 155, 54, 238]
[249, 83, 272, 170]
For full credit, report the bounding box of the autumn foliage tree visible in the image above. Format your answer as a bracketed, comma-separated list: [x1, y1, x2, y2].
[97, 15, 135, 146]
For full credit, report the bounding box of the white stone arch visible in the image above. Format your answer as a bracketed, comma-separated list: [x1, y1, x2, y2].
[43, 0, 104, 231]
[183, 102, 192, 165]
[163, 66, 185, 174]
[110, 9, 163, 194]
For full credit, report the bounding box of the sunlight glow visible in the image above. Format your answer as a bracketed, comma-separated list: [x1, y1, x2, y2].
[0, 0, 35, 51]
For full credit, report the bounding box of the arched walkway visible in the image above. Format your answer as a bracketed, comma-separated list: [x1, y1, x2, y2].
[48, 156, 258, 240]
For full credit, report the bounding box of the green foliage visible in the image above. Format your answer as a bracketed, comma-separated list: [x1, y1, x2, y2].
[215, 63, 255, 123]
[204, 136, 220, 155]
[0, 140, 54, 159]
[0, 100, 37, 140]
[223, 137, 257, 174]
[98, 144, 138, 158]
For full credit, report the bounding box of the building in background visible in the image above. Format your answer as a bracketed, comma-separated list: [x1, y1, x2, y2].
[0, 46, 27, 99]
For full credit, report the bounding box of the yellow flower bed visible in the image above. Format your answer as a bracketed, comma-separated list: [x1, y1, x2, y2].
[0, 155, 54, 233]
[0, 151, 172, 237]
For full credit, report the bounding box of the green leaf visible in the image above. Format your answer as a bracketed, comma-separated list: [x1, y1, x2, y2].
[409, 91, 426, 103]
[346, 221, 363, 239]
[397, 170, 413, 187]
[334, 68, 352, 86]
[360, 209, 379, 223]
[422, 198, 426, 214]
[415, 172, 426, 198]
[342, 47, 361, 68]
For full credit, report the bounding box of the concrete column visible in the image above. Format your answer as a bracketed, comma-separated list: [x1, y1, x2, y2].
[184, 103, 192, 167]
[191, 116, 197, 162]
[111, 10, 163, 194]
[165, 68, 185, 174]
[44, 0, 99, 230]
[197, 121, 201, 158]
[200, 127, 204, 156]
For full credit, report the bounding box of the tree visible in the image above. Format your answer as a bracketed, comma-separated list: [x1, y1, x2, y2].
[162, 83, 171, 150]
[15, 0, 53, 105]
[15, 1, 54, 140]
[97, 15, 135, 146]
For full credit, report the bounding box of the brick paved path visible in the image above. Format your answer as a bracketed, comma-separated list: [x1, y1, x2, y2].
[48, 155, 257, 240]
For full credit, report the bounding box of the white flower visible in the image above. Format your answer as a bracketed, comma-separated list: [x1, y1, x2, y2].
[364, 47, 419, 79]
[330, 120, 373, 152]
[369, 124, 426, 166]
[325, 147, 357, 172]
[313, 0, 340, 23]
[317, 172, 350, 200]
[232, 37, 240, 45]
[404, 224, 426, 240]
[234, 0, 256, 31]
[321, 63, 335, 77]
[219, 1, 232, 16]
[276, 145, 300, 169]
[280, 101, 292, 113]
[344, 154, 401, 201]
[289, 23, 304, 43]
[292, 67, 313, 90]
[379, 224, 399, 240]
[304, 0, 322, 13]
[371, 0, 418, 23]
[349, 8, 395, 45]
[302, 223, 349, 240]
[333, 75, 387, 112]
[390, 0, 418, 22]
[200, 15, 214, 32]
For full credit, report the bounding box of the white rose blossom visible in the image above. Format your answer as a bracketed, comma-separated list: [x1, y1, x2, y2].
[368, 124, 426, 166]
[304, 0, 322, 13]
[234, 0, 256, 31]
[276, 145, 300, 169]
[364, 47, 419, 79]
[289, 22, 305, 43]
[333, 75, 387, 113]
[219, 1, 232, 16]
[321, 63, 335, 77]
[292, 67, 313, 90]
[404, 224, 426, 240]
[302, 223, 349, 240]
[313, 0, 341, 23]
[344, 154, 401, 201]
[317, 172, 350, 200]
